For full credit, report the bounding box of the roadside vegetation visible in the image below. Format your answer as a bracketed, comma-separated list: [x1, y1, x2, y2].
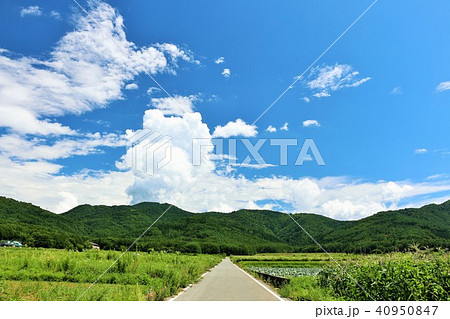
[234, 250, 450, 301]
[318, 250, 450, 301]
[0, 248, 222, 301]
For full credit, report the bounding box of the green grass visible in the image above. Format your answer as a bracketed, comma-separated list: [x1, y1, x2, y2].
[0, 248, 222, 301]
[278, 277, 341, 301]
[0, 281, 151, 301]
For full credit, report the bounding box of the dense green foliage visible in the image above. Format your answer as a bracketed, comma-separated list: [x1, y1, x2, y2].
[237, 252, 450, 301]
[318, 251, 450, 301]
[1, 196, 449, 254]
[0, 197, 90, 250]
[0, 248, 221, 301]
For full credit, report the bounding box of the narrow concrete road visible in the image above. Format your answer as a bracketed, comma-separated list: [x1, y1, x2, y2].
[174, 258, 281, 301]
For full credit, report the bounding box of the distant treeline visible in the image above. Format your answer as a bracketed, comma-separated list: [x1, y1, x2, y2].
[1, 196, 449, 254]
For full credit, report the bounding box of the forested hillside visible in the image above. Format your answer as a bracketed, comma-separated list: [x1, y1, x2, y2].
[1, 196, 449, 254]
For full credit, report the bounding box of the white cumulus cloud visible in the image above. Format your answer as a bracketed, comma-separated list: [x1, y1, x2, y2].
[303, 120, 320, 127]
[125, 83, 138, 90]
[1, 93, 449, 219]
[222, 68, 231, 78]
[156, 43, 199, 66]
[150, 95, 198, 116]
[212, 119, 257, 138]
[122, 99, 450, 220]
[0, 2, 200, 212]
[266, 125, 277, 133]
[1, 1, 194, 136]
[215, 57, 225, 64]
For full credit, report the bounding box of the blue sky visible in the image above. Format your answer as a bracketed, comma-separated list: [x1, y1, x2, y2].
[0, 0, 449, 219]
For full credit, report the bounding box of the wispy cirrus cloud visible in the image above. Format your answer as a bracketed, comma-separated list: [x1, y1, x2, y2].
[436, 81, 450, 93]
[304, 63, 370, 99]
[414, 148, 428, 154]
[414, 148, 450, 157]
[20, 6, 42, 17]
[0, 133, 125, 161]
[50, 10, 61, 20]
[390, 86, 403, 95]
[147, 87, 161, 96]
[230, 163, 276, 169]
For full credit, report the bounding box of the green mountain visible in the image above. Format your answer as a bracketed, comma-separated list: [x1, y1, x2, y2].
[0, 196, 88, 249]
[1, 196, 449, 254]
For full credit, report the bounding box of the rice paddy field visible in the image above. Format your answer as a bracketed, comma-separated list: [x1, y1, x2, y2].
[232, 251, 450, 301]
[0, 248, 222, 301]
[2, 248, 449, 301]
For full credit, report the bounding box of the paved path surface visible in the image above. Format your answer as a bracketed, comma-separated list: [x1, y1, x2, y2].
[174, 258, 281, 301]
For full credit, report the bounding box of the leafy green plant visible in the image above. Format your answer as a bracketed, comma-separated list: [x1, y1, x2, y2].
[318, 252, 450, 301]
[248, 266, 321, 277]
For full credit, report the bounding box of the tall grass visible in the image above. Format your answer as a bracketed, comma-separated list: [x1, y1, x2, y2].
[278, 276, 342, 301]
[0, 248, 222, 301]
